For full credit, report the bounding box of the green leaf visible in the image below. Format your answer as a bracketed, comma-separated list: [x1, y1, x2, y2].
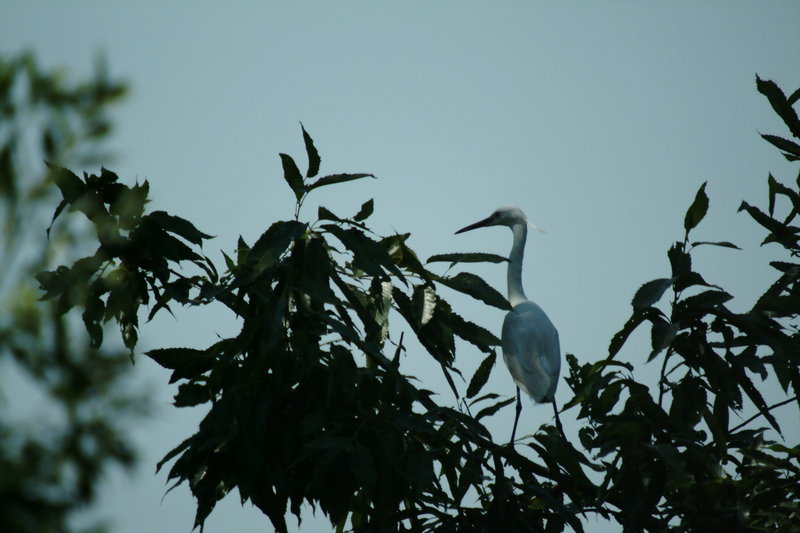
[353, 199, 374, 222]
[279, 153, 306, 201]
[426, 252, 509, 265]
[467, 351, 496, 398]
[436, 272, 511, 311]
[307, 173, 376, 192]
[300, 123, 320, 178]
[631, 278, 674, 309]
[684, 181, 709, 234]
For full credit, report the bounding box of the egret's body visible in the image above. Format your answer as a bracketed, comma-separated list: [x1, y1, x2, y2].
[456, 206, 562, 443]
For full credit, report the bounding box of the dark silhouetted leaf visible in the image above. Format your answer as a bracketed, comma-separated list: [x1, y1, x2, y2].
[318, 206, 343, 223]
[631, 278, 674, 309]
[427, 252, 509, 265]
[767, 173, 800, 216]
[146, 347, 214, 383]
[449, 311, 500, 353]
[174, 383, 211, 407]
[681, 289, 733, 309]
[307, 173, 376, 192]
[467, 351, 496, 398]
[756, 75, 800, 138]
[475, 397, 514, 420]
[147, 210, 212, 246]
[323, 225, 403, 279]
[761, 134, 800, 161]
[690, 241, 741, 250]
[280, 153, 305, 201]
[684, 181, 709, 233]
[49, 164, 85, 203]
[437, 272, 511, 311]
[246, 220, 306, 277]
[301, 123, 320, 178]
[608, 308, 660, 359]
[668, 243, 691, 277]
[648, 319, 678, 362]
[353, 198, 374, 221]
[673, 271, 713, 292]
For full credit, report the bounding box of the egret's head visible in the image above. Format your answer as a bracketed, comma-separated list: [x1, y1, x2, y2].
[455, 205, 541, 234]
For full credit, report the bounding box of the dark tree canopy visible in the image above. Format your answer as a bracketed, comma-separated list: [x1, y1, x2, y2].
[37, 78, 800, 532]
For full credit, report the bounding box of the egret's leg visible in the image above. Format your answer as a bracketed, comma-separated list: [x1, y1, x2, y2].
[510, 387, 522, 445]
[552, 400, 566, 440]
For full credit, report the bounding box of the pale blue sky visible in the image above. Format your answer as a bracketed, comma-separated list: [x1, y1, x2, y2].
[2, 2, 799, 532]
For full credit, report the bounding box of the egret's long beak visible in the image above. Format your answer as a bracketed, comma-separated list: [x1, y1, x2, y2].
[455, 216, 494, 234]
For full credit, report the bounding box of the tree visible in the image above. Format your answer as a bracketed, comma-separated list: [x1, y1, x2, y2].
[0, 52, 149, 533]
[38, 78, 800, 532]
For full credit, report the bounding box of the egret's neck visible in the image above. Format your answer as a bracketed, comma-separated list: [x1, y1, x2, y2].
[507, 223, 528, 307]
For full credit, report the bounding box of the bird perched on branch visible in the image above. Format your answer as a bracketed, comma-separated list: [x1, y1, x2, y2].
[456, 206, 563, 443]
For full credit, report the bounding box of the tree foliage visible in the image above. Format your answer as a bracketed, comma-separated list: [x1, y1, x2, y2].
[0, 52, 148, 533]
[39, 77, 800, 532]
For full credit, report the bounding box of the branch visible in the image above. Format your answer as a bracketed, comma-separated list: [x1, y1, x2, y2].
[730, 395, 798, 434]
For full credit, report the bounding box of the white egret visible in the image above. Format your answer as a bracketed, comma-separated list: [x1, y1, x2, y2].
[456, 206, 563, 443]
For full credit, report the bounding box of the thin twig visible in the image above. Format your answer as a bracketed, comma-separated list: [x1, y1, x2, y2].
[730, 396, 798, 434]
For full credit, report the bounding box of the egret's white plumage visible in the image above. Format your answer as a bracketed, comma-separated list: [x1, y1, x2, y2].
[456, 206, 562, 443]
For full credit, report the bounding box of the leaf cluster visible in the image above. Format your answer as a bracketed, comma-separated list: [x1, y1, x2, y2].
[38, 78, 800, 533]
[0, 51, 146, 533]
[564, 77, 800, 531]
[39, 126, 594, 532]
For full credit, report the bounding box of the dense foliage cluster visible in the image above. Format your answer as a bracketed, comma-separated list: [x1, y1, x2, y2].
[37, 78, 800, 532]
[0, 52, 147, 533]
